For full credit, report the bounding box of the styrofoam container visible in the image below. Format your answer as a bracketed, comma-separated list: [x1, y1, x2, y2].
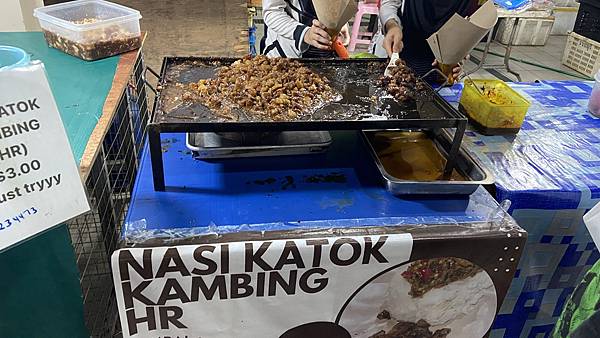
[33, 0, 142, 60]
[551, 6, 579, 36]
[496, 16, 555, 46]
[553, 0, 579, 6]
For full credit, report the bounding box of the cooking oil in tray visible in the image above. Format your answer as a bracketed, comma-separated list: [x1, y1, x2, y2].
[371, 132, 466, 181]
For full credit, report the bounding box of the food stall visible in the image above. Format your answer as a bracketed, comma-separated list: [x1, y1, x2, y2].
[2, 0, 600, 337]
[108, 4, 533, 335]
[111, 45, 529, 338]
[115, 130, 525, 337]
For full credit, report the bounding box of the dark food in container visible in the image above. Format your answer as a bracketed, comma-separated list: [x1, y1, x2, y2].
[33, 0, 142, 61]
[42, 28, 141, 61]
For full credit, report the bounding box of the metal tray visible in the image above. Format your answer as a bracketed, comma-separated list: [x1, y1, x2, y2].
[153, 57, 466, 131]
[186, 131, 332, 159]
[362, 130, 494, 195]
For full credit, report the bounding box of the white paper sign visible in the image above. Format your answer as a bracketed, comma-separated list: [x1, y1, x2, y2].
[112, 234, 415, 338]
[0, 62, 90, 251]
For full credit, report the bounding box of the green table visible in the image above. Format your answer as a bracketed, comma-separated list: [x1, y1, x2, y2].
[0, 32, 119, 338]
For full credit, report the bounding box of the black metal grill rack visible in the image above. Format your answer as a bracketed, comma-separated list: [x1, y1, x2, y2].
[66, 52, 151, 337]
[148, 57, 468, 191]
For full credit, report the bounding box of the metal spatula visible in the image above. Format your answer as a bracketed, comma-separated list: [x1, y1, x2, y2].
[384, 52, 400, 77]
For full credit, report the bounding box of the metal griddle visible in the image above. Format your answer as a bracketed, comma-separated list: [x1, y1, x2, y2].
[148, 57, 468, 191]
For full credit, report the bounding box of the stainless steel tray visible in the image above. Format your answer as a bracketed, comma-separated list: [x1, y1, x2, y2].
[186, 131, 332, 159]
[362, 131, 494, 195]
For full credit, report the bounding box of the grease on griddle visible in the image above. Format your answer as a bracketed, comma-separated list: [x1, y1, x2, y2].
[158, 58, 451, 124]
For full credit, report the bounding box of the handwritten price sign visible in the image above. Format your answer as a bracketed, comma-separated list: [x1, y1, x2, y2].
[0, 61, 89, 252]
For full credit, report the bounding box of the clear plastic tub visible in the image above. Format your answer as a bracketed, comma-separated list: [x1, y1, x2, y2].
[0, 46, 30, 71]
[459, 79, 531, 135]
[590, 71, 600, 117]
[33, 0, 142, 61]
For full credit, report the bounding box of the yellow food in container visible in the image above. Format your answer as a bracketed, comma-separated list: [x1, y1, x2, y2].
[459, 79, 531, 135]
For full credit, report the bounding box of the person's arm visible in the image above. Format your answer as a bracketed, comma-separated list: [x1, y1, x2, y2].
[263, 0, 310, 51]
[379, 0, 402, 34]
[379, 0, 404, 55]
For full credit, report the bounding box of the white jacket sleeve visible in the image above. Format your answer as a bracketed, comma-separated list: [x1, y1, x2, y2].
[379, 0, 403, 33]
[263, 0, 310, 51]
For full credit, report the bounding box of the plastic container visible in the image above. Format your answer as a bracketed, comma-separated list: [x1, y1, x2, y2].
[33, 0, 142, 61]
[562, 31, 600, 77]
[0, 46, 30, 71]
[589, 71, 600, 117]
[551, 6, 579, 36]
[496, 16, 555, 46]
[494, 0, 530, 10]
[459, 79, 531, 135]
[574, 0, 600, 43]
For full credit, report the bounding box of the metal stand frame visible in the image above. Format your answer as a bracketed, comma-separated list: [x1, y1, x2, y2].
[146, 58, 469, 191]
[147, 121, 467, 191]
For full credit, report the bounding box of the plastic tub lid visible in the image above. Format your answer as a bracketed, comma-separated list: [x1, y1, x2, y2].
[0, 46, 30, 71]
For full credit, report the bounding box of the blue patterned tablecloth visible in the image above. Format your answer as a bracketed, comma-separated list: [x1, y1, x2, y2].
[440, 81, 600, 338]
